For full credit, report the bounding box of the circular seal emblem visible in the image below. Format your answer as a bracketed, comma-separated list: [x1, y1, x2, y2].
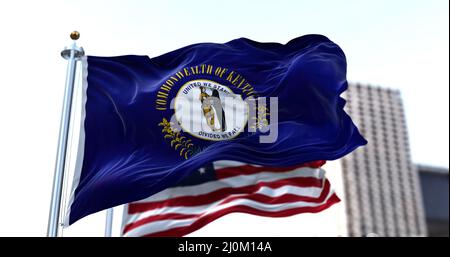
[174, 79, 248, 141]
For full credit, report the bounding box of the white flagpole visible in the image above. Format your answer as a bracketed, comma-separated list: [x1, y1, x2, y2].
[105, 208, 114, 237]
[47, 31, 85, 237]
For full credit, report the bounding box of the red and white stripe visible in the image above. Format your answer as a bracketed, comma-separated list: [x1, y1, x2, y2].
[121, 160, 340, 237]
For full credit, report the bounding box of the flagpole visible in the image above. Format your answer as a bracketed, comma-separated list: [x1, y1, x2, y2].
[47, 31, 85, 237]
[105, 208, 114, 237]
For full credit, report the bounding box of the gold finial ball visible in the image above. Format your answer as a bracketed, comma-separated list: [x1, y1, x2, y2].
[70, 31, 80, 40]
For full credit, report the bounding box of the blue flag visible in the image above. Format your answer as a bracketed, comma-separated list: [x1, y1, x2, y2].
[65, 34, 367, 225]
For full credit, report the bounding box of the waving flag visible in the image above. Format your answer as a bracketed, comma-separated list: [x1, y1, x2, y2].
[65, 34, 366, 226]
[122, 161, 338, 237]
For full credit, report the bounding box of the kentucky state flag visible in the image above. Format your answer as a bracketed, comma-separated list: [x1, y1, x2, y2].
[65, 34, 367, 225]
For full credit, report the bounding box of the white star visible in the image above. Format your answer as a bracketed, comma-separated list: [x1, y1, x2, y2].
[198, 168, 206, 174]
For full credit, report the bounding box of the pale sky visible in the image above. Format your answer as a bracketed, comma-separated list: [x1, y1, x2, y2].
[0, 0, 448, 236]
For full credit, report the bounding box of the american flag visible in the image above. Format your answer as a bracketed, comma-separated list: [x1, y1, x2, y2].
[121, 160, 340, 237]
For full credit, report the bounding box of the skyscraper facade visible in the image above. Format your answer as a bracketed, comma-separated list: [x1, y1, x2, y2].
[341, 84, 427, 236]
[417, 164, 449, 237]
